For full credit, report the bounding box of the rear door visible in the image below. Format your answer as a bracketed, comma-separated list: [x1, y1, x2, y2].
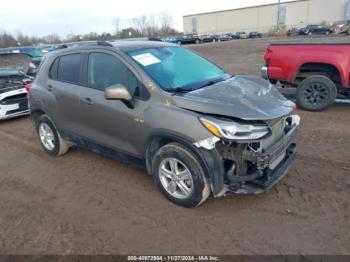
[46, 52, 87, 135]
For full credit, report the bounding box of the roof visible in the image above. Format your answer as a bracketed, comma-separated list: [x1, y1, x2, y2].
[183, 0, 308, 17]
[45, 41, 177, 59]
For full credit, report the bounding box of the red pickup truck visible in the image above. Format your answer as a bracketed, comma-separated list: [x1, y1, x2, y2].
[261, 43, 350, 111]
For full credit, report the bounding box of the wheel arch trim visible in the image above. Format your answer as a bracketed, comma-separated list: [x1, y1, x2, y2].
[144, 132, 225, 196]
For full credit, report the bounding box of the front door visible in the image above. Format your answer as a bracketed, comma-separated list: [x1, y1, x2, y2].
[79, 51, 149, 158]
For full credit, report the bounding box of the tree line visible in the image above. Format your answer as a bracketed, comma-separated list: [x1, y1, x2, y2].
[0, 12, 180, 48]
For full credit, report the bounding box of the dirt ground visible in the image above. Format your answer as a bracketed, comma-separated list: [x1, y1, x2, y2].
[0, 36, 349, 255]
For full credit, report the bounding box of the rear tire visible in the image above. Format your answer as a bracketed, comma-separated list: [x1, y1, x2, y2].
[296, 75, 337, 112]
[152, 143, 211, 208]
[35, 115, 70, 156]
[347, 29, 350, 35]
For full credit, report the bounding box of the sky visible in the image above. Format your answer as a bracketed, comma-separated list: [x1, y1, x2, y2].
[0, 0, 291, 37]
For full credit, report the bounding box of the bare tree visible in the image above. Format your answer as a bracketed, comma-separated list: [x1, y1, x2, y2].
[0, 12, 179, 48]
[159, 11, 174, 35]
[146, 15, 158, 37]
[113, 16, 122, 35]
[44, 34, 61, 44]
[0, 31, 17, 48]
[132, 15, 148, 36]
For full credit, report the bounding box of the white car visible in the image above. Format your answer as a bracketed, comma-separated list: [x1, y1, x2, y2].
[0, 53, 32, 120]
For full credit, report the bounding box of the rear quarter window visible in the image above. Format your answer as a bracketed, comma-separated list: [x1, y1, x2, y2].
[49, 57, 59, 79]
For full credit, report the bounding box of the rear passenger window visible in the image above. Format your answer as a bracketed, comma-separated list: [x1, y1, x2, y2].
[49, 58, 59, 79]
[88, 52, 139, 95]
[57, 53, 82, 84]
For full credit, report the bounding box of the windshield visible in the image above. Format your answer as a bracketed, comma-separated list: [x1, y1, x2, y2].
[128, 47, 227, 91]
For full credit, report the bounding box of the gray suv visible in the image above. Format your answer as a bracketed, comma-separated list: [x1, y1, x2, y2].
[29, 41, 300, 207]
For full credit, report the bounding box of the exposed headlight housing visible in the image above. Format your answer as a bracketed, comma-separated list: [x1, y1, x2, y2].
[199, 116, 270, 140]
[29, 62, 37, 69]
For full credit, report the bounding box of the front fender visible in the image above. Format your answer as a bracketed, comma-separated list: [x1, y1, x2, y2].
[144, 132, 225, 197]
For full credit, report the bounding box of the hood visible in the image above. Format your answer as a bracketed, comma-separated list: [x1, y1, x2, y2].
[172, 76, 295, 120]
[0, 53, 31, 75]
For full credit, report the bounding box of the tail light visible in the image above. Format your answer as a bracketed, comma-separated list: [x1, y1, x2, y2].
[264, 47, 273, 66]
[25, 83, 31, 93]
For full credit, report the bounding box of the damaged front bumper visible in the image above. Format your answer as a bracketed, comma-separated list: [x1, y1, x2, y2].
[0, 86, 29, 120]
[227, 142, 296, 195]
[195, 115, 300, 196]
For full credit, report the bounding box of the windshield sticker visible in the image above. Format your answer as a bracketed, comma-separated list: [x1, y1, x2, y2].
[132, 53, 160, 66]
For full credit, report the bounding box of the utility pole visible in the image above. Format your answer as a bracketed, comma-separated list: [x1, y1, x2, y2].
[277, 0, 281, 32]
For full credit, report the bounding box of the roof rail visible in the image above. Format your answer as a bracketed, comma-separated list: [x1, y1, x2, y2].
[68, 41, 113, 47]
[95, 41, 113, 47]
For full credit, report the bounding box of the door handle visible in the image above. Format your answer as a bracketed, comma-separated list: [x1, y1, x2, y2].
[47, 85, 53, 91]
[81, 97, 94, 105]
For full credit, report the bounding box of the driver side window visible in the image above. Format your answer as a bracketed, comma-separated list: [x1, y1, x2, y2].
[88, 52, 139, 96]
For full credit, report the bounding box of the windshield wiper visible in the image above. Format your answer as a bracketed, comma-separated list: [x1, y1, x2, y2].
[163, 87, 195, 93]
[183, 74, 232, 91]
[197, 74, 232, 89]
[163, 74, 232, 94]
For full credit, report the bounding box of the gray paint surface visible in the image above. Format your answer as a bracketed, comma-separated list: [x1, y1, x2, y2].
[173, 76, 295, 120]
[30, 41, 295, 157]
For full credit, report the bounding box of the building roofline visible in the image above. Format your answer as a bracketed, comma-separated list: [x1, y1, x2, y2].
[183, 0, 309, 17]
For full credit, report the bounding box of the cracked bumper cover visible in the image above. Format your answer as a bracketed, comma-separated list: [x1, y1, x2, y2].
[195, 115, 300, 197]
[228, 117, 299, 195]
[228, 143, 296, 194]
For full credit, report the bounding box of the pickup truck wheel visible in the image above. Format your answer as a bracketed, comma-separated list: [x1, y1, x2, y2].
[36, 115, 70, 156]
[347, 29, 350, 35]
[296, 75, 337, 111]
[152, 143, 211, 208]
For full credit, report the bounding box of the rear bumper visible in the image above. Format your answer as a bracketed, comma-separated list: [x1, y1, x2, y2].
[261, 66, 268, 79]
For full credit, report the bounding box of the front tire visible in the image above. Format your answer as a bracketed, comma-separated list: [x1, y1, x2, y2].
[35, 115, 70, 156]
[152, 143, 211, 208]
[296, 75, 337, 111]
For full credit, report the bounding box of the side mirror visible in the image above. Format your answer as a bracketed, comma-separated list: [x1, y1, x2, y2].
[104, 84, 132, 101]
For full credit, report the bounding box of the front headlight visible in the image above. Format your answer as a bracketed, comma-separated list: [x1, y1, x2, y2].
[199, 116, 270, 140]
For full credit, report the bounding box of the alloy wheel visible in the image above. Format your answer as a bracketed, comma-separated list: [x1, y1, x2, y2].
[39, 123, 55, 151]
[158, 158, 194, 199]
[303, 82, 329, 107]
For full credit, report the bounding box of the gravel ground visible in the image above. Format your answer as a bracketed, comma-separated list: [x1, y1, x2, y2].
[0, 35, 349, 255]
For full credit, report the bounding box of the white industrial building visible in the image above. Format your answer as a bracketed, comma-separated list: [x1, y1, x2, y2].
[183, 0, 349, 35]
